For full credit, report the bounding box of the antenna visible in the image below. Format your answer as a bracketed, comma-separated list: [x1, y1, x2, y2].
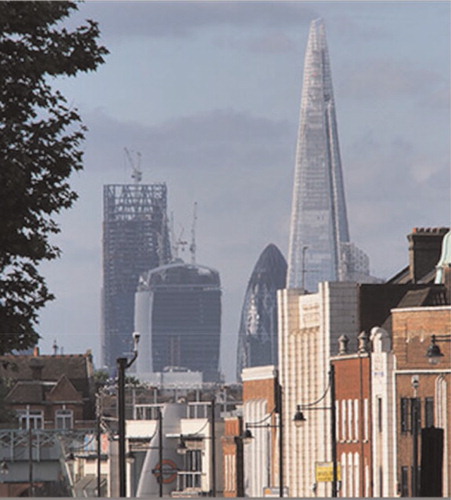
[124, 147, 143, 184]
[190, 202, 198, 264]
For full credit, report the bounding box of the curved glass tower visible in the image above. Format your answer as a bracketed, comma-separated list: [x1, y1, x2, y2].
[236, 244, 287, 378]
[287, 19, 350, 291]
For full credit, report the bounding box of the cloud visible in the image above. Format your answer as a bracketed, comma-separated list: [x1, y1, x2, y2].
[77, 1, 317, 39]
[83, 107, 295, 174]
[339, 59, 446, 101]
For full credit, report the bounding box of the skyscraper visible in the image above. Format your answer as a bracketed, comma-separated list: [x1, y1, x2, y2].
[102, 183, 171, 371]
[134, 260, 222, 382]
[287, 18, 369, 291]
[236, 244, 287, 379]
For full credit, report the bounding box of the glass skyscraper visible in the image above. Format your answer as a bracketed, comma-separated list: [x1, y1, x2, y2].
[287, 18, 370, 291]
[236, 244, 287, 378]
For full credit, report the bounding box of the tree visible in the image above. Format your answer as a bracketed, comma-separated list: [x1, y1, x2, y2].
[0, 1, 108, 353]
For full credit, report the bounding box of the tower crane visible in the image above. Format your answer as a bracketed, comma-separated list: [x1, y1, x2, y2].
[190, 202, 198, 264]
[124, 147, 142, 184]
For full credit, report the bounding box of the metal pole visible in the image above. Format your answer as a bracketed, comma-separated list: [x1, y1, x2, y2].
[211, 397, 216, 497]
[97, 394, 102, 497]
[158, 408, 163, 498]
[330, 364, 338, 498]
[278, 384, 284, 498]
[412, 398, 419, 496]
[117, 357, 127, 498]
[28, 427, 34, 497]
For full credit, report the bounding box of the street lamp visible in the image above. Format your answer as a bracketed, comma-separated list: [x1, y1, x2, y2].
[241, 386, 284, 498]
[293, 364, 338, 497]
[426, 334, 451, 364]
[117, 331, 140, 498]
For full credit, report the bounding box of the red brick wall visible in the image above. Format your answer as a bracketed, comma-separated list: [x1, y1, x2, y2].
[333, 355, 372, 497]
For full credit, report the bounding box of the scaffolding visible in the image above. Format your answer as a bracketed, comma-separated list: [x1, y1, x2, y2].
[102, 184, 171, 371]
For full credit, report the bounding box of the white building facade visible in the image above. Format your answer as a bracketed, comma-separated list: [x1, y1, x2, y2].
[278, 282, 359, 497]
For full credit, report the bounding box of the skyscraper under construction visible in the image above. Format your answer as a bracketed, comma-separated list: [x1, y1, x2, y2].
[101, 181, 171, 371]
[287, 19, 372, 291]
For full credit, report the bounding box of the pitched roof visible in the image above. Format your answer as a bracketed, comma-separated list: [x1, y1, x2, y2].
[0, 352, 94, 398]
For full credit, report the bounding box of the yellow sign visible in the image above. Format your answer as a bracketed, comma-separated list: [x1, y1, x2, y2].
[315, 462, 342, 482]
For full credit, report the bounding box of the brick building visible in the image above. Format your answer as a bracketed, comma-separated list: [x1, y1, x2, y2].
[0, 348, 96, 429]
[332, 333, 372, 497]
[221, 416, 244, 497]
[392, 305, 451, 497]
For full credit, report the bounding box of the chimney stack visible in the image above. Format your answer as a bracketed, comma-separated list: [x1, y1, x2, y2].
[408, 227, 448, 283]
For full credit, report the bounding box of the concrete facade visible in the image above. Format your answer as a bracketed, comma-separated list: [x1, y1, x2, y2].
[278, 282, 359, 497]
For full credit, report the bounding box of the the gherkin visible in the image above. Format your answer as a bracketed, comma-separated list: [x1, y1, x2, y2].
[236, 244, 287, 379]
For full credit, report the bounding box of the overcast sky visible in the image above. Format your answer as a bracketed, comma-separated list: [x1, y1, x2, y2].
[37, 1, 450, 381]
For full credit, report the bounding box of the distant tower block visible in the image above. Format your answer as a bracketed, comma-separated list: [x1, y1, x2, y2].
[135, 261, 222, 383]
[101, 183, 171, 371]
[287, 19, 351, 291]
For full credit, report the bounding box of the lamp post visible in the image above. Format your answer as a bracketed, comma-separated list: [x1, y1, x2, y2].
[117, 331, 140, 498]
[426, 334, 451, 364]
[242, 388, 284, 498]
[293, 364, 338, 497]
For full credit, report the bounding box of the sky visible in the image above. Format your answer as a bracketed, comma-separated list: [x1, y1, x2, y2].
[37, 1, 450, 381]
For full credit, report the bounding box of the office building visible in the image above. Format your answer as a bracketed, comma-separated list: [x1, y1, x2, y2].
[236, 244, 287, 378]
[287, 18, 372, 291]
[134, 260, 221, 382]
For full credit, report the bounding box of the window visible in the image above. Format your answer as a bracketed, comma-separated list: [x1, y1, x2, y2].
[348, 399, 353, 441]
[410, 398, 421, 435]
[401, 466, 409, 497]
[377, 397, 383, 433]
[363, 399, 369, 442]
[341, 400, 347, 442]
[354, 399, 359, 442]
[55, 409, 73, 429]
[400, 398, 409, 433]
[17, 409, 44, 429]
[411, 466, 421, 496]
[425, 397, 434, 428]
[186, 450, 202, 472]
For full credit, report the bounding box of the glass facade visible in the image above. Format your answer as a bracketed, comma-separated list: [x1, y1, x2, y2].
[236, 244, 287, 378]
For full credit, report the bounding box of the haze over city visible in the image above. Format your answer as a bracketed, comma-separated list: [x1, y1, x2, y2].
[37, 1, 450, 381]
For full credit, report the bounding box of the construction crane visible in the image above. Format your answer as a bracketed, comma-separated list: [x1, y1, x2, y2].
[124, 147, 142, 184]
[190, 202, 198, 264]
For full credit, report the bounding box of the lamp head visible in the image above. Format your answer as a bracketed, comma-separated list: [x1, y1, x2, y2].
[242, 428, 253, 444]
[132, 331, 140, 351]
[293, 405, 306, 427]
[426, 335, 444, 365]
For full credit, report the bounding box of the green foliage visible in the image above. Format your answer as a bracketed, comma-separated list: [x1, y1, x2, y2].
[0, 2, 108, 353]
[94, 368, 110, 390]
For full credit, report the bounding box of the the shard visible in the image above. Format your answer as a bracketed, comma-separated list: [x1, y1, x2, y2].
[236, 244, 287, 379]
[287, 18, 356, 291]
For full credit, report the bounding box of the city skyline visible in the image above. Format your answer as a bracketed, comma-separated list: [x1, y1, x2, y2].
[36, 1, 450, 381]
